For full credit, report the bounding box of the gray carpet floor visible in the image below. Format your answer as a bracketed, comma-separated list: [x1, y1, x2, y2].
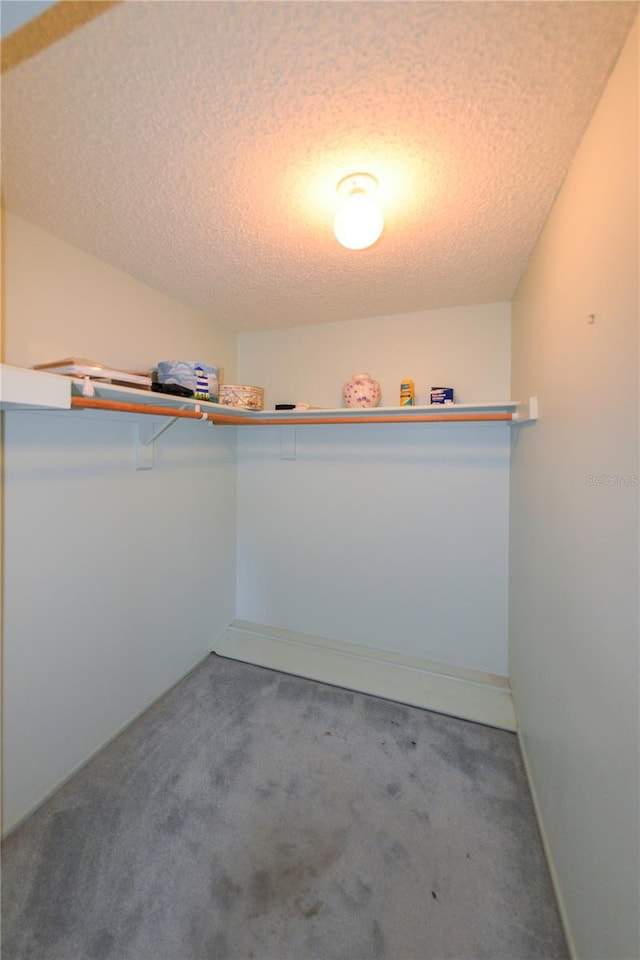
[2, 654, 568, 960]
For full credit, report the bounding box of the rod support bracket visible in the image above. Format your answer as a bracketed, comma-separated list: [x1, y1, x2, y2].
[512, 397, 539, 424]
[133, 410, 188, 469]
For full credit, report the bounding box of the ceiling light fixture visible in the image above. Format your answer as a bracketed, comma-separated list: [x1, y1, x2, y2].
[333, 173, 384, 250]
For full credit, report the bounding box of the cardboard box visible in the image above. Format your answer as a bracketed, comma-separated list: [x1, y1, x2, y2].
[430, 387, 454, 404]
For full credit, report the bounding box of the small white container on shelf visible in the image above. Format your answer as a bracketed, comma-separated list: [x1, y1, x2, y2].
[219, 384, 265, 410]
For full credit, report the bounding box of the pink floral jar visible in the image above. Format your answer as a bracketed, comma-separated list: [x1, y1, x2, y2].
[342, 372, 382, 408]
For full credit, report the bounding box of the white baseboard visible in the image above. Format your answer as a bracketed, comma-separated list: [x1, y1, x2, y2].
[214, 620, 516, 731]
[516, 725, 577, 960]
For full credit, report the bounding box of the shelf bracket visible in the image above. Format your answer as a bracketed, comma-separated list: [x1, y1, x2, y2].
[134, 419, 155, 470]
[144, 415, 180, 446]
[512, 397, 539, 424]
[133, 405, 209, 469]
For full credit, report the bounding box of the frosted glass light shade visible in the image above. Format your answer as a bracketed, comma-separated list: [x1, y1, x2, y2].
[333, 173, 384, 250]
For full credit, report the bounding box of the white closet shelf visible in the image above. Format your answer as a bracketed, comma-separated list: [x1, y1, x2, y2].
[0, 365, 250, 417]
[0, 365, 537, 422]
[248, 402, 519, 417]
[0, 364, 72, 410]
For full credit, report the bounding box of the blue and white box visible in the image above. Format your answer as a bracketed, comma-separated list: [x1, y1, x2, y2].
[430, 387, 454, 404]
[157, 361, 219, 401]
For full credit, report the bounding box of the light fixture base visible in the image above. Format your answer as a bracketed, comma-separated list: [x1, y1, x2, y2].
[336, 172, 379, 200]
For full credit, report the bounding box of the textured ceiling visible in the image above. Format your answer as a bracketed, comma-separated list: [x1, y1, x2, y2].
[2, 1, 637, 330]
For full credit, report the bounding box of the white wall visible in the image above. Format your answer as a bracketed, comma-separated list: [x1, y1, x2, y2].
[3, 212, 236, 378]
[2, 217, 238, 832]
[237, 304, 511, 675]
[238, 302, 510, 409]
[509, 18, 639, 960]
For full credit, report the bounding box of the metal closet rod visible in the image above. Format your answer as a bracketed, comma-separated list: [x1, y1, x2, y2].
[71, 396, 514, 424]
